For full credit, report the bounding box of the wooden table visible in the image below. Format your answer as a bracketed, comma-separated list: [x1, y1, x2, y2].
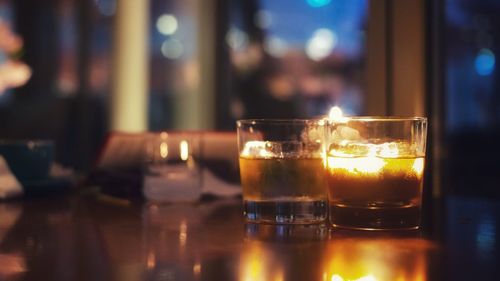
[0, 192, 498, 281]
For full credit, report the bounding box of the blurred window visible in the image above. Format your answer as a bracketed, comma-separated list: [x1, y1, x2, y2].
[0, 0, 369, 169]
[445, 0, 500, 131]
[149, 0, 199, 130]
[444, 0, 500, 196]
[225, 0, 367, 126]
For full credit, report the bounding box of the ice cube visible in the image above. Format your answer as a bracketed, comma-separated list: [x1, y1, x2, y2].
[338, 126, 361, 140]
[378, 141, 417, 157]
[301, 124, 324, 144]
[241, 141, 269, 158]
[330, 125, 362, 145]
[241, 140, 313, 158]
[279, 141, 304, 157]
[328, 142, 374, 157]
[265, 141, 283, 156]
[240, 141, 280, 158]
[378, 142, 399, 157]
[328, 141, 418, 158]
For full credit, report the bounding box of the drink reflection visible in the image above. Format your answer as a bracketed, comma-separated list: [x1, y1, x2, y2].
[0, 203, 26, 279]
[244, 223, 328, 242]
[240, 225, 433, 281]
[143, 201, 243, 281]
[240, 224, 327, 281]
[143, 203, 204, 280]
[322, 232, 432, 281]
[239, 242, 285, 281]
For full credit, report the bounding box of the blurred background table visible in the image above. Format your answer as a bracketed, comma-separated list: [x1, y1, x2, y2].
[0, 190, 499, 281]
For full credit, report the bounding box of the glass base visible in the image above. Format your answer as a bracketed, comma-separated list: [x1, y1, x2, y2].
[244, 199, 327, 224]
[244, 223, 328, 242]
[329, 202, 421, 230]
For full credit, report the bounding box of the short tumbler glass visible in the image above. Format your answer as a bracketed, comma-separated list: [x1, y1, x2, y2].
[143, 132, 201, 203]
[325, 117, 427, 230]
[237, 119, 328, 224]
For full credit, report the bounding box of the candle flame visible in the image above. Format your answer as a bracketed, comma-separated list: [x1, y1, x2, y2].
[160, 142, 168, 158]
[180, 140, 189, 161]
[328, 106, 347, 123]
[329, 106, 342, 119]
[159, 131, 169, 159]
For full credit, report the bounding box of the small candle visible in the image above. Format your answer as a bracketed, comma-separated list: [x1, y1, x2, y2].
[326, 141, 424, 204]
[323, 114, 427, 230]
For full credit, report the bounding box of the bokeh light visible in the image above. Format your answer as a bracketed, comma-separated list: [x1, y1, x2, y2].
[264, 36, 288, 58]
[306, 0, 332, 8]
[226, 27, 249, 51]
[95, 0, 116, 16]
[161, 39, 183, 59]
[156, 14, 178, 36]
[476, 216, 496, 259]
[254, 10, 273, 29]
[305, 28, 337, 61]
[475, 48, 495, 76]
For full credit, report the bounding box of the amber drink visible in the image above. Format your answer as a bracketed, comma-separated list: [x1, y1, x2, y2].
[325, 117, 427, 230]
[237, 120, 327, 224]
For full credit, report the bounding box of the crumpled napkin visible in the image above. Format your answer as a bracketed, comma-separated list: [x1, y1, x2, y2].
[0, 156, 23, 199]
[201, 168, 241, 197]
[143, 168, 241, 203]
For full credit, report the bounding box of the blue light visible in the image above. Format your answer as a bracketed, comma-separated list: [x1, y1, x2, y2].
[306, 0, 332, 8]
[475, 48, 495, 76]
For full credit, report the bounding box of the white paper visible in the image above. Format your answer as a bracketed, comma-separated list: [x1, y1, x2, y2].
[201, 169, 241, 197]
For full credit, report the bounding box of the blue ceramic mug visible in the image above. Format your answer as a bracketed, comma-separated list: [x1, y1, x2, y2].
[0, 140, 54, 181]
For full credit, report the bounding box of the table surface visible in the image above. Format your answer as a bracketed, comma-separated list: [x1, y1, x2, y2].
[0, 192, 499, 281]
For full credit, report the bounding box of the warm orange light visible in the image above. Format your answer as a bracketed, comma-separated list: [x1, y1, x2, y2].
[193, 262, 201, 276]
[179, 220, 187, 247]
[327, 142, 424, 177]
[379, 142, 399, 158]
[160, 142, 168, 158]
[322, 239, 430, 281]
[160, 132, 169, 159]
[239, 242, 284, 281]
[240, 243, 266, 281]
[355, 275, 378, 281]
[412, 158, 424, 176]
[146, 252, 156, 269]
[327, 156, 384, 174]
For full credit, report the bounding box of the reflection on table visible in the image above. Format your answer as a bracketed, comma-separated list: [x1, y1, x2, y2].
[0, 194, 498, 280]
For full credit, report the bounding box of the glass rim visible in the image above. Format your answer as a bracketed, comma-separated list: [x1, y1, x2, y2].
[334, 116, 427, 122]
[236, 117, 427, 126]
[237, 118, 323, 125]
